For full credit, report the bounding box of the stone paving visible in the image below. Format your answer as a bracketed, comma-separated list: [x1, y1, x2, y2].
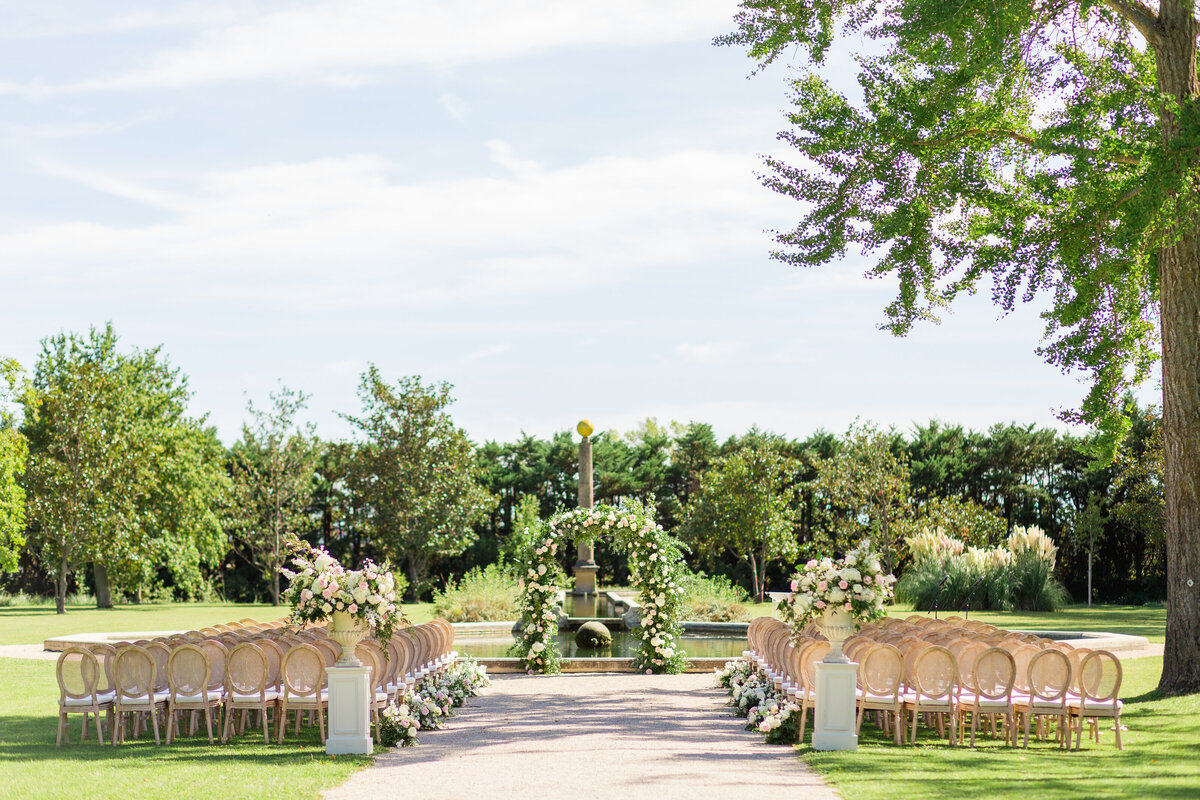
[323, 672, 842, 800]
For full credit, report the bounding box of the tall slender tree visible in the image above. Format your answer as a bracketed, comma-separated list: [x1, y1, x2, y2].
[722, 0, 1200, 693]
[343, 368, 495, 601]
[0, 359, 28, 573]
[230, 385, 319, 605]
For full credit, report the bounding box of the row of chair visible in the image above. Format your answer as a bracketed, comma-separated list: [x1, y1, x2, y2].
[745, 615, 1124, 750]
[55, 617, 456, 747]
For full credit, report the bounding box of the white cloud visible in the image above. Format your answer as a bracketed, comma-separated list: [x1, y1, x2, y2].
[676, 342, 743, 365]
[4, 146, 789, 309]
[466, 343, 510, 361]
[0, 1, 737, 95]
[438, 93, 470, 123]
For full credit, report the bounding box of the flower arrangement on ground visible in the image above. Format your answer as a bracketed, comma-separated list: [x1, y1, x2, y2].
[715, 658, 798, 745]
[527, 500, 688, 674]
[780, 539, 896, 633]
[378, 657, 490, 747]
[281, 535, 404, 647]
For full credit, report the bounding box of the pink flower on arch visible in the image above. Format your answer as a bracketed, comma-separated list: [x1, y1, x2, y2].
[838, 580, 848, 589]
[844, 602, 853, 611]
[789, 580, 799, 593]
[817, 581, 827, 591]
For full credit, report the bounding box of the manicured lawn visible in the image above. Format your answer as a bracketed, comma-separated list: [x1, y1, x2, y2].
[0, 658, 372, 800]
[743, 602, 1166, 643]
[0, 602, 437, 646]
[801, 656, 1199, 800]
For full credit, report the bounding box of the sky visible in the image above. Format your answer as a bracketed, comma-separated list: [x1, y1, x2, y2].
[0, 1, 1149, 446]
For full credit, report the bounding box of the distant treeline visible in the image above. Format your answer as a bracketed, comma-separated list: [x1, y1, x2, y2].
[0, 326, 1163, 610]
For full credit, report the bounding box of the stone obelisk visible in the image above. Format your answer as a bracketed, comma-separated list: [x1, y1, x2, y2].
[572, 419, 599, 596]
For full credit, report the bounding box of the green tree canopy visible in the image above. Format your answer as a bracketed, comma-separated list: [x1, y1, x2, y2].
[0, 359, 28, 573]
[21, 325, 226, 611]
[229, 385, 320, 605]
[681, 445, 800, 600]
[343, 367, 496, 601]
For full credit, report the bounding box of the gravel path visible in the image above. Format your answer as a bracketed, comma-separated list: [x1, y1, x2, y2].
[323, 672, 840, 800]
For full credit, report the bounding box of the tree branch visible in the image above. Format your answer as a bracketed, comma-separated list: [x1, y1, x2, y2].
[908, 127, 1143, 166]
[1100, 0, 1163, 47]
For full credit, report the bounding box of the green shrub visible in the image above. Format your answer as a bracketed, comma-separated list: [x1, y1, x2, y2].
[680, 572, 751, 622]
[432, 564, 519, 623]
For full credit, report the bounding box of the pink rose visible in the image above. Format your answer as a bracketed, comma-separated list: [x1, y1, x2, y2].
[864, 576, 872, 584]
[349, 603, 358, 613]
[838, 580, 848, 589]
[789, 580, 799, 592]
[817, 581, 827, 591]
[844, 602, 853, 611]
[816, 601, 826, 609]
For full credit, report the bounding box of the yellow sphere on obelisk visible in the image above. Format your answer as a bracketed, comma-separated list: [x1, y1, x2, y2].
[577, 419, 594, 438]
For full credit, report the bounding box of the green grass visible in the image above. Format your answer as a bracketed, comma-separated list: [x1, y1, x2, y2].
[801, 657, 1199, 799]
[0, 602, 438, 647]
[0, 658, 372, 800]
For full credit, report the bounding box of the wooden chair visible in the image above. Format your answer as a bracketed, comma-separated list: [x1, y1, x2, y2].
[56, 648, 113, 746]
[356, 641, 391, 739]
[1016, 648, 1072, 748]
[857, 643, 905, 744]
[223, 642, 278, 744]
[958, 646, 1017, 747]
[277, 644, 328, 744]
[903, 645, 958, 745]
[112, 646, 167, 745]
[165, 644, 223, 744]
[797, 640, 831, 743]
[1070, 650, 1123, 750]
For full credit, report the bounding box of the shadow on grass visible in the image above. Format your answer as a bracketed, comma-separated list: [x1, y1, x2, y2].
[0, 715, 374, 765]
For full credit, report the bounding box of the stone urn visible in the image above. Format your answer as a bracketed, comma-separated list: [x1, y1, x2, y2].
[328, 610, 367, 666]
[818, 606, 854, 664]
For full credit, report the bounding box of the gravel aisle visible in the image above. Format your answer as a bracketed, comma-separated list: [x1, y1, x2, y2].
[323, 672, 840, 800]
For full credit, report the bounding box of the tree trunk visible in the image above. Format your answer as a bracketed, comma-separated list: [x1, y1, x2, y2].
[746, 551, 761, 602]
[1155, 4, 1200, 696]
[56, 557, 67, 615]
[93, 563, 114, 609]
[1087, 547, 1093, 609]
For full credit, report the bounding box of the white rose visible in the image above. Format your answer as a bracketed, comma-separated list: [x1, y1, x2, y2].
[655, 594, 666, 606]
[538, 564, 547, 575]
[829, 589, 845, 603]
[661, 647, 674, 658]
[531, 642, 545, 653]
[314, 554, 334, 572]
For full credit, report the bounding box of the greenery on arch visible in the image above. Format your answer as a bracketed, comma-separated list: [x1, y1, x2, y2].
[512, 500, 689, 674]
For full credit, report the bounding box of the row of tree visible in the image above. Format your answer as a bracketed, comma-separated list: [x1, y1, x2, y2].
[0, 326, 1165, 617]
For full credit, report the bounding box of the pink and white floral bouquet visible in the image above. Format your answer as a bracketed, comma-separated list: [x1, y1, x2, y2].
[282, 535, 404, 647]
[781, 539, 896, 628]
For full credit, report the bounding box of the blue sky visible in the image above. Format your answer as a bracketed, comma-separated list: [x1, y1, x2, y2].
[0, 1, 1140, 445]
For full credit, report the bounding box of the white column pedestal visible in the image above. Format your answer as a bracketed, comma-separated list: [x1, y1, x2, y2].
[812, 660, 858, 751]
[325, 665, 372, 755]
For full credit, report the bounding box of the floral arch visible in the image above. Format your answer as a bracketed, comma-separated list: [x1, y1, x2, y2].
[514, 501, 688, 674]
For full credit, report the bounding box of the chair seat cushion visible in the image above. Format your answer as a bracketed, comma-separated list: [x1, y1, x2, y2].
[229, 690, 281, 703]
[281, 690, 329, 705]
[63, 691, 115, 708]
[1075, 699, 1123, 713]
[859, 692, 900, 704]
[958, 694, 1012, 709]
[172, 690, 224, 704]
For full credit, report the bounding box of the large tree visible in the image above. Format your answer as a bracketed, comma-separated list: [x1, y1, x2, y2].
[343, 368, 495, 601]
[21, 325, 223, 611]
[681, 445, 800, 600]
[722, 0, 1200, 694]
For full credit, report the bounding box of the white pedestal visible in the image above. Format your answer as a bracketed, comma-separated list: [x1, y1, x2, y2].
[326, 665, 372, 755]
[812, 660, 858, 751]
